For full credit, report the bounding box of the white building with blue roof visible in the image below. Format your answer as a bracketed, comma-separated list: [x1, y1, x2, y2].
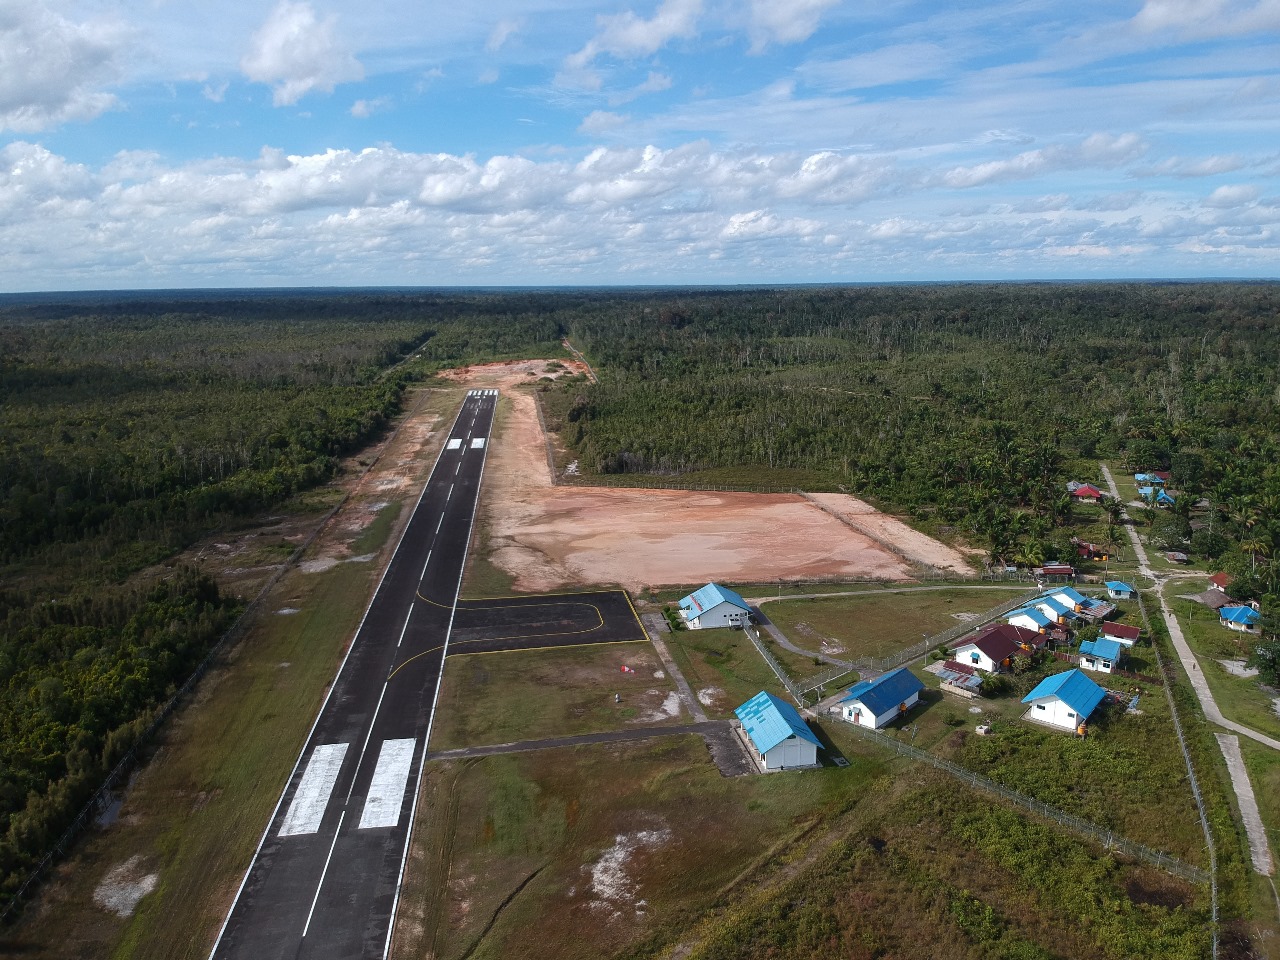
[1078, 637, 1124, 674]
[1021, 669, 1106, 731]
[1220, 605, 1261, 634]
[1106, 581, 1136, 600]
[1006, 606, 1052, 634]
[679, 582, 751, 630]
[838, 668, 926, 729]
[734, 691, 822, 770]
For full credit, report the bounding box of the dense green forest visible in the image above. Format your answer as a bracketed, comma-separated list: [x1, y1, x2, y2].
[2, 283, 1278, 913]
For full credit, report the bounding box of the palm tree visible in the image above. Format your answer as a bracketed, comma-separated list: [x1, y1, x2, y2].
[1240, 535, 1270, 574]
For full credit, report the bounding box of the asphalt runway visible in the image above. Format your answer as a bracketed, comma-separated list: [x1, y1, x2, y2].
[446, 590, 646, 655]
[210, 389, 497, 960]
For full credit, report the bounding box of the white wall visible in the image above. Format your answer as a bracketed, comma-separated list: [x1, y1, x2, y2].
[841, 690, 920, 729]
[1078, 655, 1115, 674]
[686, 601, 748, 629]
[1026, 696, 1082, 730]
[1007, 614, 1044, 634]
[761, 737, 817, 770]
[951, 642, 1001, 673]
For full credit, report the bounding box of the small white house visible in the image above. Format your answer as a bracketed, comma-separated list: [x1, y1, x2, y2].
[1047, 586, 1088, 613]
[1101, 622, 1141, 646]
[679, 583, 751, 629]
[1220, 605, 1261, 634]
[1078, 638, 1124, 674]
[1006, 606, 1052, 634]
[1105, 581, 1137, 600]
[951, 630, 1022, 674]
[1021, 669, 1107, 732]
[839, 668, 926, 729]
[734, 691, 821, 771]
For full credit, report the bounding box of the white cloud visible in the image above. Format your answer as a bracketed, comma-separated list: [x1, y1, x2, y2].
[486, 18, 522, 52]
[1135, 154, 1248, 178]
[579, 110, 630, 135]
[943, 133, 1148, 188]
[566, 0, 702, 69]
[202, 80, 230, 103]
[240, 2, 364, 106]
[799, 43, 953, 91]
[351, 97, 390, 118]
[1131, 0, 1280, 37]
[747, 0, 840, 53]
[608, 71, 674, 106]
[0, 4, 126, 132]
[1204, 184, 1260, 207]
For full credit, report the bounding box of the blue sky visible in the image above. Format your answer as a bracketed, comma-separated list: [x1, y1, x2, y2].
[2, 0, 1279, 289]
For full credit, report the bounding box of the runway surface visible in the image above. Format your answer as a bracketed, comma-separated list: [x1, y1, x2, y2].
[210, 389, 497, 960]
[210, 393, 647, 960]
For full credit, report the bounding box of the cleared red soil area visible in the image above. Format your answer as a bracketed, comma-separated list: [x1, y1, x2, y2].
[439, 360, 972, 593]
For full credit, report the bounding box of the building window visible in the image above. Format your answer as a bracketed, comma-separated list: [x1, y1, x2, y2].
[1036, 704, 1046, 711]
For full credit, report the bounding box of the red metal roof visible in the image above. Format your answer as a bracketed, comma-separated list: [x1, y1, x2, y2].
[1209, 572, 1232, 590]
[1102, 622, 1141, 640]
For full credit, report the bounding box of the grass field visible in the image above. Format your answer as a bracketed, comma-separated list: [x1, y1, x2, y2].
[2, 387, 459, 960]
[1166, 596, 1280, 742]
[762, 587, 1030, 662]
[394, 736, 1209, 960]
[663, 629, 788, 718]
[429, 643, 681, 751]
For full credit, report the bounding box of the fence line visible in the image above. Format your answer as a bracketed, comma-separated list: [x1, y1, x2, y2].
[1136, 589, 1219, 958]
[743, 625, 806, 703]
[847, 724, 1210, 886]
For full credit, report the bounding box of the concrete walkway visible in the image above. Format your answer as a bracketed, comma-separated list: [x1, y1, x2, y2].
[639, 612, 709, 722]
[427, 720, 753, 777]
[1100, 462, 1277, 876]
[1216, 733, 1276, 875]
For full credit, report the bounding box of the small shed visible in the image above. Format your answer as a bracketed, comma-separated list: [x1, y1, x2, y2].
[839, 668, 925, 729]
[1021, 669, 1106, 732]
[1078, 637, 1124, 674]
[734, 691, 822, 771]
[1166, 551, 1189, 564]
[679, 583, 751, 630]
[1035, 563, 1076, 580]
[1101, 621, 1141, 646]
[1208, 573, 1232, 593]
[937, 661, 983, 699]
[1220, 606, 1261, 634]
[1106, 581, 1136, 600]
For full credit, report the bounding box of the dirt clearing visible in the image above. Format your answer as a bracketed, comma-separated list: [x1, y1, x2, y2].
[441, 360, 970, 592]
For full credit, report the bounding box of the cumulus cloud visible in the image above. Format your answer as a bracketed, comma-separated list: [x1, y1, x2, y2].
[942, 133, 1148, 188]
[1131, 0, 1280, 37]
[747, 0, 840, 52]
[566, 0, 702, 69]
[1204, 184, 1260, 207]
[0, 4, 126, 132]
[241, 2, 364, 106]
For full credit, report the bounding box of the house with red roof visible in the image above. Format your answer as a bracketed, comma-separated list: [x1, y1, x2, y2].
[1209, 573, 1233, 593]
[1071, 484, 1103, 503]
[1101, 622, 1141, 646]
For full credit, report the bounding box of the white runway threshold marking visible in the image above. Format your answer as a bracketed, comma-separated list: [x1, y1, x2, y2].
[471, 438, 486, 449]
[279, 743, 348, 837]
[359, 739, 417, 829]
[446, 438, 462, 450]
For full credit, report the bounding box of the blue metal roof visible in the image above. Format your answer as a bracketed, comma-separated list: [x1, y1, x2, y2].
[679, 582, 750, 616]
[734, 691, 821, 754]
[1135, 473, 1165, 484]
[1080, 638, 1124, 661]
[1105, 581, 1135, 593]
[1021, 669, 1106, 718]
[1008, 607, 1052, 627]
[1035, 596, 1071, 618]
[1221, 606, 1260, 625]
[839, 667, 925, 715]
[1050, 586, 1088, 606]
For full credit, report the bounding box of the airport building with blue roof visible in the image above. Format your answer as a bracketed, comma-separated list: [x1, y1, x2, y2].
[1022, 669, 1107, 731]
[679, 582, 751, 629]
[838, 667, 925, 729]
[734, 691, 822, 770]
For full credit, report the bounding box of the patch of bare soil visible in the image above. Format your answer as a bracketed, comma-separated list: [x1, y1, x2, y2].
[439, 360, 967, 592]
[92, 856, 157, 918]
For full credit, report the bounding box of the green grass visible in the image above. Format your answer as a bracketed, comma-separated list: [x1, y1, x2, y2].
[1236, 738, 1280, 945]
[429, 643, 680, 751]
[762, 587, 1029, 662]
[351, 499, 403, 554]
[1167, 597, 1280, 742]
[665, 630, 788, 718]
[396, 737, 886, 960]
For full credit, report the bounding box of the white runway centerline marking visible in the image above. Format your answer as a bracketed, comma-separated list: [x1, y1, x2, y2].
[470, 438, 486, 449]
[419, 550, 432, 581]
[435, 515, 444, 534]
[446, 438, 462, 450]
[279, 743, 348, 837]
[359, 739, 417, 829]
